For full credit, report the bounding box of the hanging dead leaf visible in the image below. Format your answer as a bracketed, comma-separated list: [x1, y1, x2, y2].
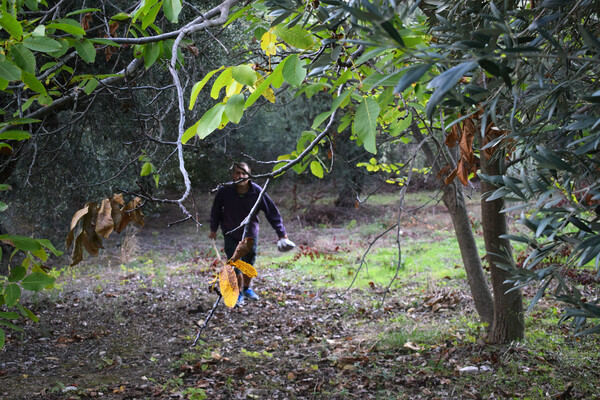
[81, 13, 93, 31]
[445, 124, 459, 147]
[67, 194, 145, 266]
[229, 259, 257, 278]
[437, 165, 451, 179]
[116, 197, 145, 233]
[456, 159, 470, 186]
[231, 237, 254, 261]
[69, 205, 90, 232]
[219, 264, 239, 308]
[96, 199, 114, 238]
[444, 169, 458, 185]
[460, 116, 475, 164]
[109, 22, 119, 36]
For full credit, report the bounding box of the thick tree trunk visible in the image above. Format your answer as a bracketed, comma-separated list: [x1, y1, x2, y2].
[479, 147, 524, 343]
[411, 125, 494, 325]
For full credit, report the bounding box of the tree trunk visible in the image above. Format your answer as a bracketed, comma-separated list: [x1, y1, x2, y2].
[479, 145, 524, 343]
[411, 125, 494, 325]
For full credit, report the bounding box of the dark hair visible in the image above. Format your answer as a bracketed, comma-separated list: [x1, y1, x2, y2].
[231, 162, 251, 174]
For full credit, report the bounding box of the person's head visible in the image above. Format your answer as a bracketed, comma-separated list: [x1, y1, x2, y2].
[231, 162, 251, 190]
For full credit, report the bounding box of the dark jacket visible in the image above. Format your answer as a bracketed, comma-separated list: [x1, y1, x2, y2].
[210, 181, 286, 241]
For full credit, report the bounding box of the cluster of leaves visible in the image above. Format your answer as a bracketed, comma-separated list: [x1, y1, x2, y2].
[0, 234, 61, 349]
[66, 194, 145, 266]
[419, 0, 600, 334]
[214, 259, 257, 308]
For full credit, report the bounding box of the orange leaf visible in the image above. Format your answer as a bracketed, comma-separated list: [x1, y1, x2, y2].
[444, 169, 458, 185]
[219, 264, 239, 308]
[456, 159, 470, 186]
[229, 259, 257, 278]
[460, 117, 475, 164]
[445, 125, 459, 147]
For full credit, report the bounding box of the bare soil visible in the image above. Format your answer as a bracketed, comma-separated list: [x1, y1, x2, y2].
[1, 189, 598, 399]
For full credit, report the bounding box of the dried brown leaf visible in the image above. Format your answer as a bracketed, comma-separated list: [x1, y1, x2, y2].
[231, 237, 254, 261]
[96, 199, 114, 238]
[445, 125, 460, 147]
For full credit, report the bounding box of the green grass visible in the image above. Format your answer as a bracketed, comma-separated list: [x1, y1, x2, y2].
[270, 228, 485, 290]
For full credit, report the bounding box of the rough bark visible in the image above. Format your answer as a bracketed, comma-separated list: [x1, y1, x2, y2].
[479, 144, 524, 343]
[411, 124, 494, 325]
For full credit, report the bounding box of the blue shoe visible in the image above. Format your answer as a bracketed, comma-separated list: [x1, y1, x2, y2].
[243, 288, 259, 301]
[236, 293, 245, 307]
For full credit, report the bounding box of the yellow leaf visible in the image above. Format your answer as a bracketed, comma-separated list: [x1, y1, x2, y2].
[225, 80, 243, 97]
[219, 264, 239, 308]
[260, 31, 278, 56]
[230, 259, 257, 278]
[262, 87, 275, 103]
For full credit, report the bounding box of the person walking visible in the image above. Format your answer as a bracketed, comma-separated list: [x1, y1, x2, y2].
[209, 162, 295, 306]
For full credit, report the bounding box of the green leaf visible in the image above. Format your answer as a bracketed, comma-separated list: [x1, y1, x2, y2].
[426, 61, 478, 119]
[189, 66, 225, 109]
[182, 119, 200, 144]
[142, 1, 163, 30]
[195, 103, 225, 139]
[23, 36, 63, 53]
[8, 266, 27, 282]
[354, 97, 380, 154]
[0, 130, 31, 141]
[163, 0, 183, 23]
[17, 304, 39, 323]
[66, 8, 102, 17]
[84, 78, 99, 95]
[232, 65, 257, 86]
[46, 22, 86, 36]
[380, 19, 404, 47]
[10, 44, 36, 74]
[0, 320, 23, 332]
[0, 201, 8, 212]
[0, 60, 21, 81]
[4, 284, 21, 307]
[394, 64, 432, 94]
[144, 42, 162, 69]
[0, 234, 43, 252]
[311, 111, 332, 130]
[21, 71, 46, 94]
[245, 62, 285, 108]
[211, 67, 233, 99]
[310, 160, 324, 178]
[38, 239, 62, 257]
[0, 328, 4, 349]
[21, 272, 55, 292]
[273, 25, 315, 49]
[140, 162, 154, 176]
[0, 12, 23, 40]
[73, 39, 96, 63]
[224, 94, 245, 124]
[0, 311, 20, 319]
[282, 54, 307, 87]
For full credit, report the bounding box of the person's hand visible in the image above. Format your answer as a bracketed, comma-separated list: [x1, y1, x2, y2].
[277, 237, 295, 252]
[209, 231, 217, 240]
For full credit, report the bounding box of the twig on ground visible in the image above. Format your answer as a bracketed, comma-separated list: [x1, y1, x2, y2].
[192, 294, 222, 347]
